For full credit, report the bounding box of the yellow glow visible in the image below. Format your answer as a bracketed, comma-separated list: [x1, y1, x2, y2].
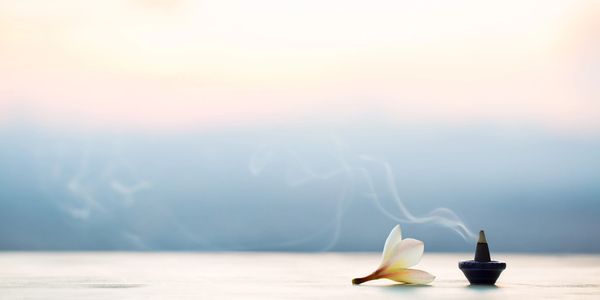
[0, 0, 598, 132]
[58, 0, 572, 81]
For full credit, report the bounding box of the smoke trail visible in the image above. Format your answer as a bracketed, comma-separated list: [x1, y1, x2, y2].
[64, 144, 105, 219]
[285, 149, 477, 241]
[248, 140, 477, 250]
[33, 137, 166, 251]
[248, 144, 275, 176]
[357, 155, 477, 241]
[66, 178, 104, 219]
[110, 180, 151, 205]
[243, 147, 352, 251]
[61, 139, 155, 217]
[284, 151, 346, 187]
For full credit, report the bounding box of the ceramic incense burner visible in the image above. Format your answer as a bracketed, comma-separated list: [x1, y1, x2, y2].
[458, 230, 506, 285]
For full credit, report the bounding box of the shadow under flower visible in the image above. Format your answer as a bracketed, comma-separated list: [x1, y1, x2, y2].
[386, 283, 433, 288]
[377, 283, 433, 295]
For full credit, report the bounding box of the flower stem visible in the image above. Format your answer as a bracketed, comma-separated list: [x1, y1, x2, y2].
[352, 272, 381, 285]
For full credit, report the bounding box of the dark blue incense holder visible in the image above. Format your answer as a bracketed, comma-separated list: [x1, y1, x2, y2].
[459, 230, 506, 285]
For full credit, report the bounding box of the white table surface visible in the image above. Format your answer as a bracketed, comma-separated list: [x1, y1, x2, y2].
[1, 252, 599, 299]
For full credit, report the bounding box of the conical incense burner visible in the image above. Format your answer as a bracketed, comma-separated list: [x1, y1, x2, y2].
[458, 230, 506, 285]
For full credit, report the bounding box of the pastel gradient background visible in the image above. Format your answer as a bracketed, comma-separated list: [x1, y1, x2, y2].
[1, 0, 599, 252]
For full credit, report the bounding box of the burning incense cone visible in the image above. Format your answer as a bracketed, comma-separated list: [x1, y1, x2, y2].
[474, 230, 491, 262]
[458, 230, 506, 285]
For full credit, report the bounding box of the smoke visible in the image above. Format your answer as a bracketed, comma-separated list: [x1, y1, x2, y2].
[248, 139, 477, 250]
[31, 137, 161, 249]
[59, 140, 154, 218]
[64, 146, 105, 219]
[248, 144, 275, 176]
[358, 155, 477, 241]
[29, 132, 476, 251]
[110, 180, 151, 205]
[66, 178, 104, 219]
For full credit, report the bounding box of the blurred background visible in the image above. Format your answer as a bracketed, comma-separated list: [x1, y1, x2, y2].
[1, 0, 599, 252]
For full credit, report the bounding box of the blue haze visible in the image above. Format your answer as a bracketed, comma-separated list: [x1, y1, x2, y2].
[1, 121, 599, 252]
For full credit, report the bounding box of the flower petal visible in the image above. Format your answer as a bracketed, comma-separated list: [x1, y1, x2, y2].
[383, 269, 435, 284]
[385, 238, 424, 271]
[379, 225, 402, 267]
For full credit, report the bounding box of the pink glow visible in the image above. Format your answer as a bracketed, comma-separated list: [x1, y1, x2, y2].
[1, 0, 598, 133]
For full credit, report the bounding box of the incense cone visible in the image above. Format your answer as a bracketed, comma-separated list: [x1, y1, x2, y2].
[458, 230, 506, 285]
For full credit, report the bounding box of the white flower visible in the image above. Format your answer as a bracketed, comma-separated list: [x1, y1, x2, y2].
[352, 225, 435, 285]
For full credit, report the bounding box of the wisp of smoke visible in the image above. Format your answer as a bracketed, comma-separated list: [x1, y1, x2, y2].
[64, 145, 105, 219]
[110, 180, 151, 205]
[358, 155, 477, 241]
[248, 141, 477, 250]
[248, 144, 275, 176]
